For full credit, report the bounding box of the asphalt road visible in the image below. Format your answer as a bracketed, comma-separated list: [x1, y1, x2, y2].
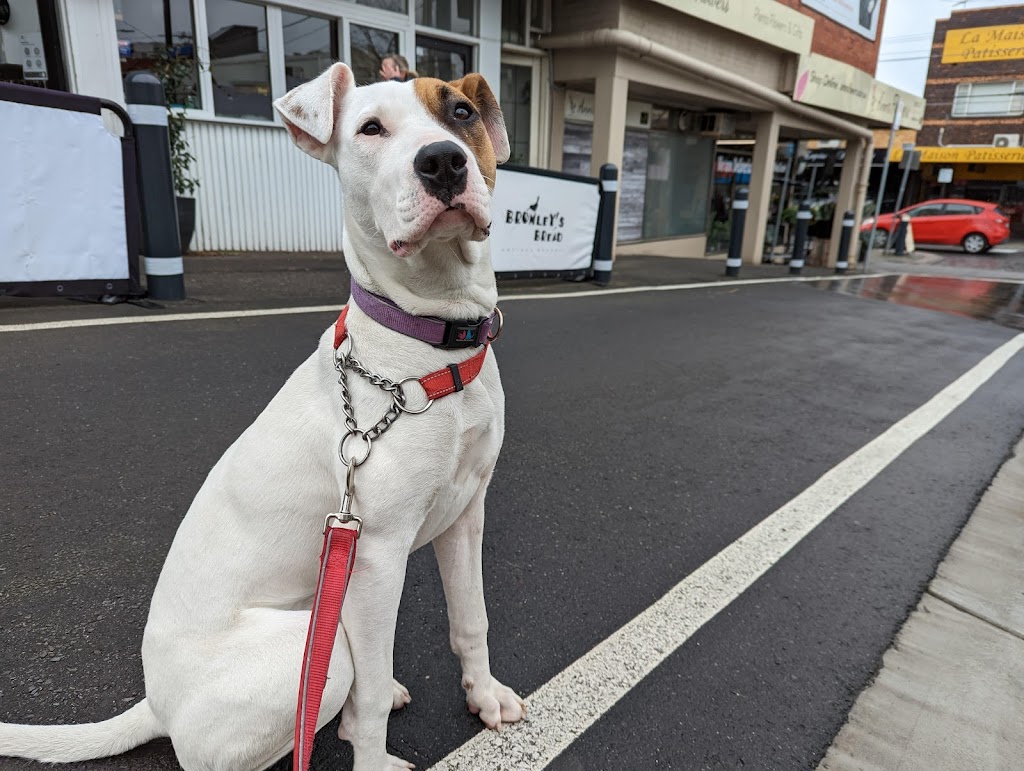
[2, 278, 1023, 770]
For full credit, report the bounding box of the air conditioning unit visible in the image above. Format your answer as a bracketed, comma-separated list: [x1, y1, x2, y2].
[698, 112, 736, 138]
[993, 133, 1021, 147]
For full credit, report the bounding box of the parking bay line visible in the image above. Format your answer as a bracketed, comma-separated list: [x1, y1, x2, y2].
[430, 331, 1024, 771]
[0, 274, 897, 335]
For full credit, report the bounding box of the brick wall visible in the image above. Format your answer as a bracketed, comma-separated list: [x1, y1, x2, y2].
[919, 6, 1024, 145]
[776, 0, 887, 74]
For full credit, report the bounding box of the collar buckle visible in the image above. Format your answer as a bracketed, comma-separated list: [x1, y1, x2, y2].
[440, 317, 487, 348]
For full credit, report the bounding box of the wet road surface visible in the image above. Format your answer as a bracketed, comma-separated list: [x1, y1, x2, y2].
[2, 277, 1023, 770]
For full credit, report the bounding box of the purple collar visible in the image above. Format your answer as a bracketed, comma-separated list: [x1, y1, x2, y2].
[349, 280, 497, 349]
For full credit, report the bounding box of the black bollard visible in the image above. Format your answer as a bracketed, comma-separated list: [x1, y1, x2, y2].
[835, 209, 854, 275]
[592, 164, 619, 286]
[124, 71, 186, 300]
[790, 201, 811, 275]
[893, 214, 910, 256]
[725, 187, 748, 277]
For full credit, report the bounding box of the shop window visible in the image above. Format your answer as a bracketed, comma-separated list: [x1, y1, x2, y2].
[501, 0, 549, 45]
[416, 35, 471, 81]
[561, 122, 592, 177]
[283, 11, 338, 92]
[207, 0, 271, 120]
[417, 0, 474, 35]
[500, 63, 531, 164]
[356, 0, 408, 12]
[952, 81, 1024, 118]
[114, 0, 200, 107]
[642, 133, 715, 239]
[350, 24, 400, 86]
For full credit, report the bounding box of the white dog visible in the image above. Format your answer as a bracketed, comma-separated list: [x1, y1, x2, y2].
[0, 63, 525, 770]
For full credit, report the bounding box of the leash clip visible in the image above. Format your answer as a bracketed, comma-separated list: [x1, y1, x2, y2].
[323, 512, 362, 538]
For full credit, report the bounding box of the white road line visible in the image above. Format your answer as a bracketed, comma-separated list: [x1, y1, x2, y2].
[0, 275, 894, 335]
[430, 332, 1024, 771]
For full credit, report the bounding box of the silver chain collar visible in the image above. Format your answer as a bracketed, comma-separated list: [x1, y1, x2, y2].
[332, 334, 431, 469]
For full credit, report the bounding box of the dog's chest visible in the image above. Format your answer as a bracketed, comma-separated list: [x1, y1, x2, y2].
[342, 361, 504, 548]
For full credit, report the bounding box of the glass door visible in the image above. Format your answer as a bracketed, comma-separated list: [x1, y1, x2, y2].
[499, 53, 542, 166]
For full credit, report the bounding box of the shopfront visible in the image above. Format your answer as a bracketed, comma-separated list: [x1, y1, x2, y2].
[0, 0, 67, 91]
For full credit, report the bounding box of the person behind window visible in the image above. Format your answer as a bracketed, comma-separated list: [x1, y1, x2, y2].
[379, 54, 416, 82]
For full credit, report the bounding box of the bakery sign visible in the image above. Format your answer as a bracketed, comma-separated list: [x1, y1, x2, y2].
[489, 167, 601, 275]
[942, 24, 1024, 64]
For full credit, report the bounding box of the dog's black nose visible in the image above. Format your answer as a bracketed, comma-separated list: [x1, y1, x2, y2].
[414, 141, 468, 204]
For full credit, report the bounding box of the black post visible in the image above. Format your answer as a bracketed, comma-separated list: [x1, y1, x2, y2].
[893, 214, 910, 256]
[593, 164, 618, 286]
[790, 201, 811, 275]
[835, 210, 854, 275]
[725, 187, 748, 277]
[124, 71, 185, 300]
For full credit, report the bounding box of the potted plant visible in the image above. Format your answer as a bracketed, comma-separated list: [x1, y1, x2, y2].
[151, 41, 200, 253]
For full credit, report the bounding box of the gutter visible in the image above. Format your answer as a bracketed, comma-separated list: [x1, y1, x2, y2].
[537, 29, 874, 142]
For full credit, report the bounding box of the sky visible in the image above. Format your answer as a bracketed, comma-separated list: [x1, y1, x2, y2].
[875, 0, 1024, 95]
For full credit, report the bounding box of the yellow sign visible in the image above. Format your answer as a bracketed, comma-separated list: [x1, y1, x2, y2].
[890, 146, 1024, 164]
[942, 24, 1024, 63]
[651, 0, 813, 55]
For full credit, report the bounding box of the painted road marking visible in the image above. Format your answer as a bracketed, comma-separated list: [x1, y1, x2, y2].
[0, 275, 896, 335]
[430, 332, 1024, 770]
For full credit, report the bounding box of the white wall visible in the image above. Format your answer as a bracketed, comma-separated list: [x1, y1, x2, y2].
[186, 118, 345, 252]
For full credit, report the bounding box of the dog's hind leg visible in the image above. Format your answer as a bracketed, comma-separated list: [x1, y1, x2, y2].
[432, 486, 526, 731]
[152, 607, 353, 771]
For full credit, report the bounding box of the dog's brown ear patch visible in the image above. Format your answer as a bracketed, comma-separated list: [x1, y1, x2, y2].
[274, 62, 354, 165]
[414, 75, 509, 190]
[448, 74, 510, 166]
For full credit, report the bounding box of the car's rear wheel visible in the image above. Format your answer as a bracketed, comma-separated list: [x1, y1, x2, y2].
[962, 233, 989, 254]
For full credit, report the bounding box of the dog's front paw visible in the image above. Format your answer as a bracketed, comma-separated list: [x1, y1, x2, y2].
[463, 675, 527, 731]
[392, 678, 411, 711]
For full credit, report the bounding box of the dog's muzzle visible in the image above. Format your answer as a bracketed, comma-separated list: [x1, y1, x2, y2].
[414, 141, 468, 205]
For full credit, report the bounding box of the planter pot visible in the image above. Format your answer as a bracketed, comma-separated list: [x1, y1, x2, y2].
[176, 196, 196, 254]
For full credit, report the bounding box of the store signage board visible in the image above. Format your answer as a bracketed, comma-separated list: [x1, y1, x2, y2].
[942, 24, 1024, 63]
[649, 0, 812, 55]
[889, 146, 1024, 164]
[489, 168, 600, 274]
[800, 0, 882, 41]
[0, 99, 127, 284]
[793, 53, 873, 114]
[564, 90, 653, 129]
[867, 81, 925, 130]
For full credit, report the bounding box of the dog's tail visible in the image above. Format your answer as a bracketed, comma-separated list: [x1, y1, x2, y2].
[0, 698, 165, 763]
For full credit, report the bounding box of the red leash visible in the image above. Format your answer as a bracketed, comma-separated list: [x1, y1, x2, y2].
[293, 306, 496, 770]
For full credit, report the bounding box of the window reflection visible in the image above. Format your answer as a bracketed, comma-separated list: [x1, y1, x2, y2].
[207, 0, 272, 120]
[283, 11, 338, 91]
[350, 24, 399, 86]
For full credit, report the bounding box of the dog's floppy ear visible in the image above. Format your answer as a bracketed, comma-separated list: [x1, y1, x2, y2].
[448, 73, 510, 164]
[274, 62, 354, 165]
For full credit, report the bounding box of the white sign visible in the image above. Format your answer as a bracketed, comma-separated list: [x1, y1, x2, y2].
[652, 0, 812, 54]
[0, 100, 127, 283]
[800, 0, 882, 42]
[489, 168, 600, 273]
[565, 90, 653, 129]
[18, 32, 48, 80]
[937, 167, 954, 184]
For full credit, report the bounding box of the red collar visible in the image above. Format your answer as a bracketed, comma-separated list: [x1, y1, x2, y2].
[333, 305, 493, 401]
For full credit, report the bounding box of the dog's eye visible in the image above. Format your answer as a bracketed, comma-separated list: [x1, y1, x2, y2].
[360, 120, 383, 136]
[453, 103, 473, 121]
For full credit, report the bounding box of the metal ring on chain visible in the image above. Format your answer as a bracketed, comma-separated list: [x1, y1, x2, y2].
[395, 377, 433, 414]
[487, 306, 504, 342]
[339, 429, 373, 466]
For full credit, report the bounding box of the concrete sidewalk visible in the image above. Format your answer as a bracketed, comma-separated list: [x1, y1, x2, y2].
[820, 435, 1024, 770]
[0, 251, 840, 326]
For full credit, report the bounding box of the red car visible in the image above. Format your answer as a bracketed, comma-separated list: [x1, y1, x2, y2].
[861, 198, 1011, 254]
